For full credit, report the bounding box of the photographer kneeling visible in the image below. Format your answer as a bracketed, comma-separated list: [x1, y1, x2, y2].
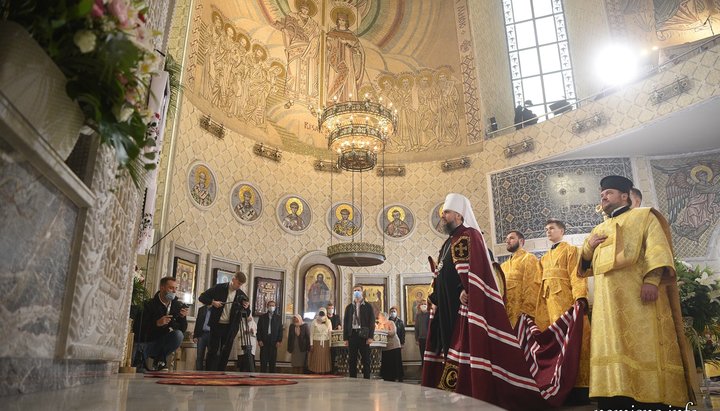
[198, 271, 251, 371]
[138, 276, 188, 371]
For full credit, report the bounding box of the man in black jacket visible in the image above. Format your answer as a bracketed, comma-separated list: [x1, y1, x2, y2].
[198, 271, 251, 371]
[138, 277, 189, 371]
[256, 300, 283, 373]
[192, 302, 212, 370]
[343, 285, 375, 379]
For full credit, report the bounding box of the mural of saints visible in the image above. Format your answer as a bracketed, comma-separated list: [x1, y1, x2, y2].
[232, 184, 261, 222]
[333, 205, 358, 236]
[657, 161, 720, 241]
[188, 163, 216, 208]
[325, 7, 365, 104]
[272, 0, 321, 101]
[282, 198, 306, 231]
[383, 206, 412, 238]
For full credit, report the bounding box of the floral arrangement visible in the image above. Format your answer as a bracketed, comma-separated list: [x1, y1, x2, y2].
[676, 258, 720, 365]
[3, 0, 161, 185]
[132, 266, 150, 307]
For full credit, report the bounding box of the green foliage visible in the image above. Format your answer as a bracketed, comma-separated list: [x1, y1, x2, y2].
[676, 259, 720, 365]
[132, 276, 149, 308]
[3, 0, 160, 186]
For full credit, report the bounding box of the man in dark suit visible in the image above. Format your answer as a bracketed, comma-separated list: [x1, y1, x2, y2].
[326, 302, 341, 374]
[192, 302, 212, 370]
[198, 271, 251, 371]
[138, 276, 189, 371]
[256, 300, 283, 373]
[343, 285, 375, 379]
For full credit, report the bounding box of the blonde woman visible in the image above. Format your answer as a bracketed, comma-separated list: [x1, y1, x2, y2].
[287, 314, 310, 374]
[308, 307, 332, 374]
[376, 311, 402, 381]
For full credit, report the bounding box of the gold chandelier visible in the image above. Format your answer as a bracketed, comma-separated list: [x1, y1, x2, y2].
[318, 98, 397, 171]
[318, 97, 397, 266]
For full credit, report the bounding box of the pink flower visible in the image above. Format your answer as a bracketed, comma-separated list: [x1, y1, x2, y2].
[91, 0, 105, 18]
[108, 0, 130, 28]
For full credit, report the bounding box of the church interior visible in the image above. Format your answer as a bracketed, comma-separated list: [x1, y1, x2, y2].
[2, 0, 720, 409]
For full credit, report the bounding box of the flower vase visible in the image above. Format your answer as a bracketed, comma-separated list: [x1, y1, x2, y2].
[0, 21, 84, 160]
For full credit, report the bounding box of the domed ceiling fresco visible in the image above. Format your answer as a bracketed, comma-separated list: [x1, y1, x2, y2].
[184, 0, 484, 162]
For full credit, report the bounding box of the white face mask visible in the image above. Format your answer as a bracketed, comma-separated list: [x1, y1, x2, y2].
[419, 305, 427, 312]
[268, 306, 276, 313]
[328, 308, 334, 314]
[389, 311, 397, 318]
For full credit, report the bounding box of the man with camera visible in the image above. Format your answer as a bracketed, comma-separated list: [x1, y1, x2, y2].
[198, 271, 251, 371]
[138, 276, 189, 371]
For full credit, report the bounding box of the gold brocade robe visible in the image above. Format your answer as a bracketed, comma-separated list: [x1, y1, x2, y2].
[500, 249, 541, 327]
[580, 207, 696, 405]
[537, 241, 591, 387]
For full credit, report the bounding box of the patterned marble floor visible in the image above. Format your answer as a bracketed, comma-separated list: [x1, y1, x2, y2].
[3, 373, 506, 411]
[3, 373, 716, 410]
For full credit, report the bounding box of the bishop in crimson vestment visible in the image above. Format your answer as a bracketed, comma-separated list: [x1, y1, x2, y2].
[422, 194, 585, 410]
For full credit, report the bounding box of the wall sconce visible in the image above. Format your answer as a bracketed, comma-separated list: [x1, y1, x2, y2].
[649, 75, 690, 105]
[503, 139, 534, 158]
[314, 159, 341, 173]
[376, 165, 406, 177]
[199, 115, 225, 139]
[253, 143, 282, 162]
[441, 156, 471, 172]
[571, 112, 605, 134]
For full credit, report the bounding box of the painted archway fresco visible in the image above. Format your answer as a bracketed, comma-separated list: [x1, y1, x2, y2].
[184, 0, 483, 159]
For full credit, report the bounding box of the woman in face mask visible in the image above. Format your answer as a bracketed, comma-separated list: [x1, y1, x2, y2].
[308, 307, 332, 374]
[376, 311, 403, 382]
[287, 314, 310, 374]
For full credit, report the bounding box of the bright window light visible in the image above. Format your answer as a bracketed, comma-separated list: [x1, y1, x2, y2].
[595, 45, 640, 86]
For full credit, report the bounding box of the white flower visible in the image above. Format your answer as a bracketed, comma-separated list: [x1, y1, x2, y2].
[73, 30, 97, 53]
[113, 105, 134, 122]
[680, 260, 694, 271]
[696, 272, 716, 288]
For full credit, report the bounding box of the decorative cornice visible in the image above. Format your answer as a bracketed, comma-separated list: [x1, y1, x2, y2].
[504, 139, 534, 158]
[649, 75, 690, 105]
[571, 112, 605, 134]
[253, 143, 282, 162]
[376, 165, 405, 177]
[441, 156, 471, 172]
[314, 159, 341, 173]
[199, 115, 225, 139]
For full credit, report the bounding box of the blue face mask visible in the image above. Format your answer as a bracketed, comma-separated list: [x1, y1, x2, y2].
[165, 292, 176, 301]
[353, 290, 362, 299]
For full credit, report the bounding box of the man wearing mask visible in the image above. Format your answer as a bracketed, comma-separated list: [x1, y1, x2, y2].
[198, 271, 251, 371]
[326, 302, 341, 330]
[500, 230, 541, 327]
[414, 299, 430, 367]
[388, 306, 405, 381]
[343, 285, 375, 379]
[192, 302, 212, 370]
[138, 277, 189, 371]
[256, 300, 283, 373]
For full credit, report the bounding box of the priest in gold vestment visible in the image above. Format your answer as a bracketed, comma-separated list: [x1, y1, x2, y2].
[536, 219, 591, 395]
[580, 175, 696, 408]
[500, 230, 541, 327]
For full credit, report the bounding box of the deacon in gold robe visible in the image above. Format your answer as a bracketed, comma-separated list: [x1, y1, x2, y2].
[500, 230, 541, 327]
[536, 219, 591, 395]
[580, 175, 696, 408]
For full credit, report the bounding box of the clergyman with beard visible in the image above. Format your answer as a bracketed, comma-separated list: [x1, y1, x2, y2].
[500, 231, 542, 327]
